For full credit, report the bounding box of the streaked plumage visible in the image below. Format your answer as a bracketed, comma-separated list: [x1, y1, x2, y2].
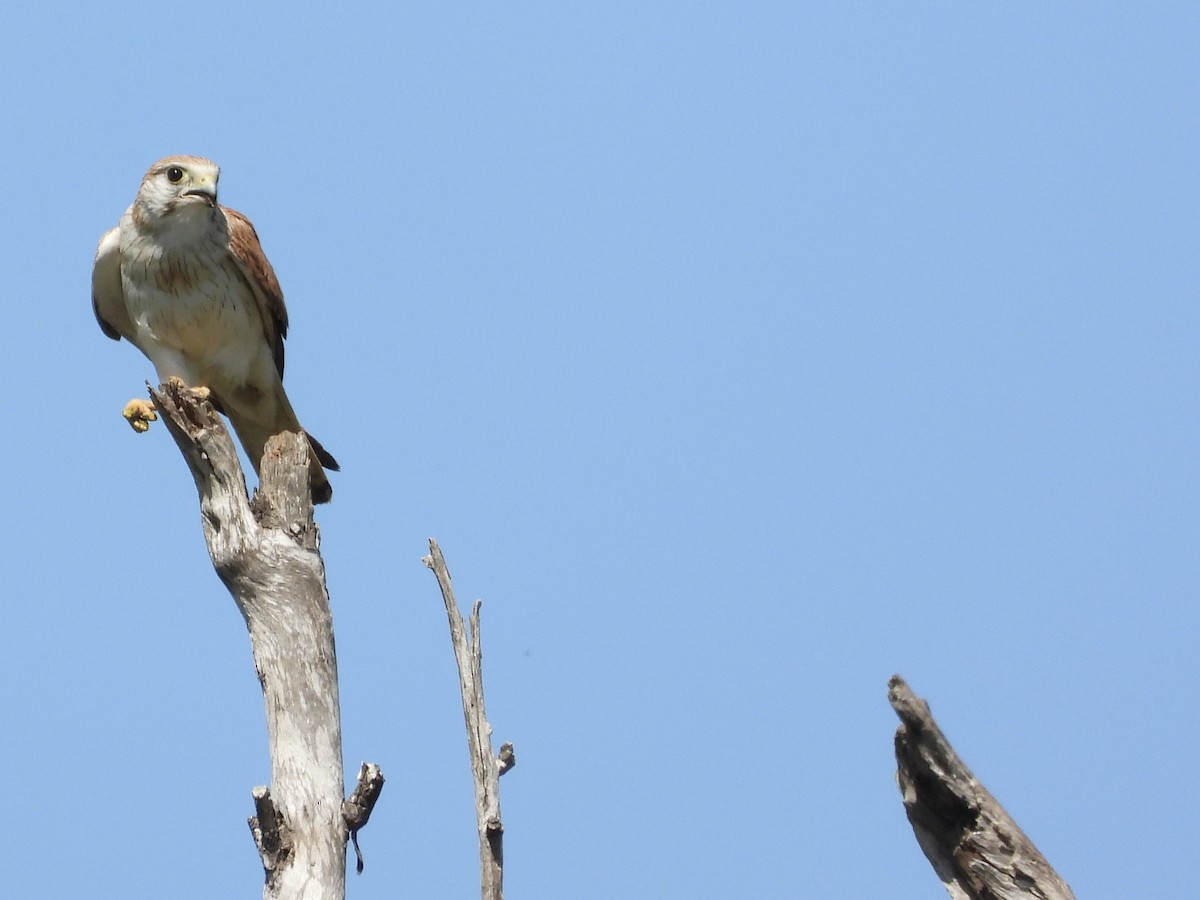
[93, 156, 337, 503]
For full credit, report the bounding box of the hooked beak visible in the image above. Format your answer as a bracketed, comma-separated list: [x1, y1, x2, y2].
[183, 185, 217, 207]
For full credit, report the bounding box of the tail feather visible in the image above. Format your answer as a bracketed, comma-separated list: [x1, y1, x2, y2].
[306, 432, 340, 472]
[223, 383, 336, 504]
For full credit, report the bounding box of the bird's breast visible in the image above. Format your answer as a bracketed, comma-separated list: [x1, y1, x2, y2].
[120, 229, 264, 382]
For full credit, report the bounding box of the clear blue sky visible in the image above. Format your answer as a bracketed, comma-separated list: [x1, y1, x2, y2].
[1, 3, 1195, 897]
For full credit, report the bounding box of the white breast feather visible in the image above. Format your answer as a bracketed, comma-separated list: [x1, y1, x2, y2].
[117, 207, 267, 391]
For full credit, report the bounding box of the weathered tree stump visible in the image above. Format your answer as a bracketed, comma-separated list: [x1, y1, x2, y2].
[153, 381, 381, 900]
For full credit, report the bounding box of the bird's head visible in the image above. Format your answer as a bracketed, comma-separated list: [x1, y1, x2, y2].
[133, 156, 221, 225]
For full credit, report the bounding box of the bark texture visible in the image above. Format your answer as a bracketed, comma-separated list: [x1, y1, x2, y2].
[152, 381, 349, 900]
[889, 675, 1075, 900]
[423, 539, 512, 900]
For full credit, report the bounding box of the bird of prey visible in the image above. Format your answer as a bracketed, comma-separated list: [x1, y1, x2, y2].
[92, 155, 338, 503]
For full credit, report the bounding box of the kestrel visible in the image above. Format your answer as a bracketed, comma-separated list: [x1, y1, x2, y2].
[92, 156, 338, 503]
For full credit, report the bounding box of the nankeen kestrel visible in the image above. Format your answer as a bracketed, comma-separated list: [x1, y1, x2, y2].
[92, 156, 338, 503]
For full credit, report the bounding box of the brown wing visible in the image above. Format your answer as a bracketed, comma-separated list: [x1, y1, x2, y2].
[92, 226, 136, 342]
[223, 206, 289, 377]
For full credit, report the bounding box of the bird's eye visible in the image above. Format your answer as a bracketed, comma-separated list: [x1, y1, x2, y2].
[166, 166, 184, 183]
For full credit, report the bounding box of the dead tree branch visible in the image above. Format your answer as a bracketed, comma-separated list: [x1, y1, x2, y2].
[889, 675, 1075, 900]
[152, 381, 381, 900]
[422, 539, 511, 900]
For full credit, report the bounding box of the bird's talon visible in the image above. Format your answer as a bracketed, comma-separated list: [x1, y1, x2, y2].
[164, 377, 210, 402]
[123, 398, 158, 433]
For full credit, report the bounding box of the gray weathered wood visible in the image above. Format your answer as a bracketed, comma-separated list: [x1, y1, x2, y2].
[152, 381, 357, 900]
[422, 539, 512, 900]
[889, 675, 1076, 900]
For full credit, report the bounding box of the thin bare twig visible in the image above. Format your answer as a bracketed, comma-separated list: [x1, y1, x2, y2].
[423, 539, 510, 900]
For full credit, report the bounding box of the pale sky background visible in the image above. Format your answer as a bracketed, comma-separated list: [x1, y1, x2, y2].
[1, 3, 1196, 898]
